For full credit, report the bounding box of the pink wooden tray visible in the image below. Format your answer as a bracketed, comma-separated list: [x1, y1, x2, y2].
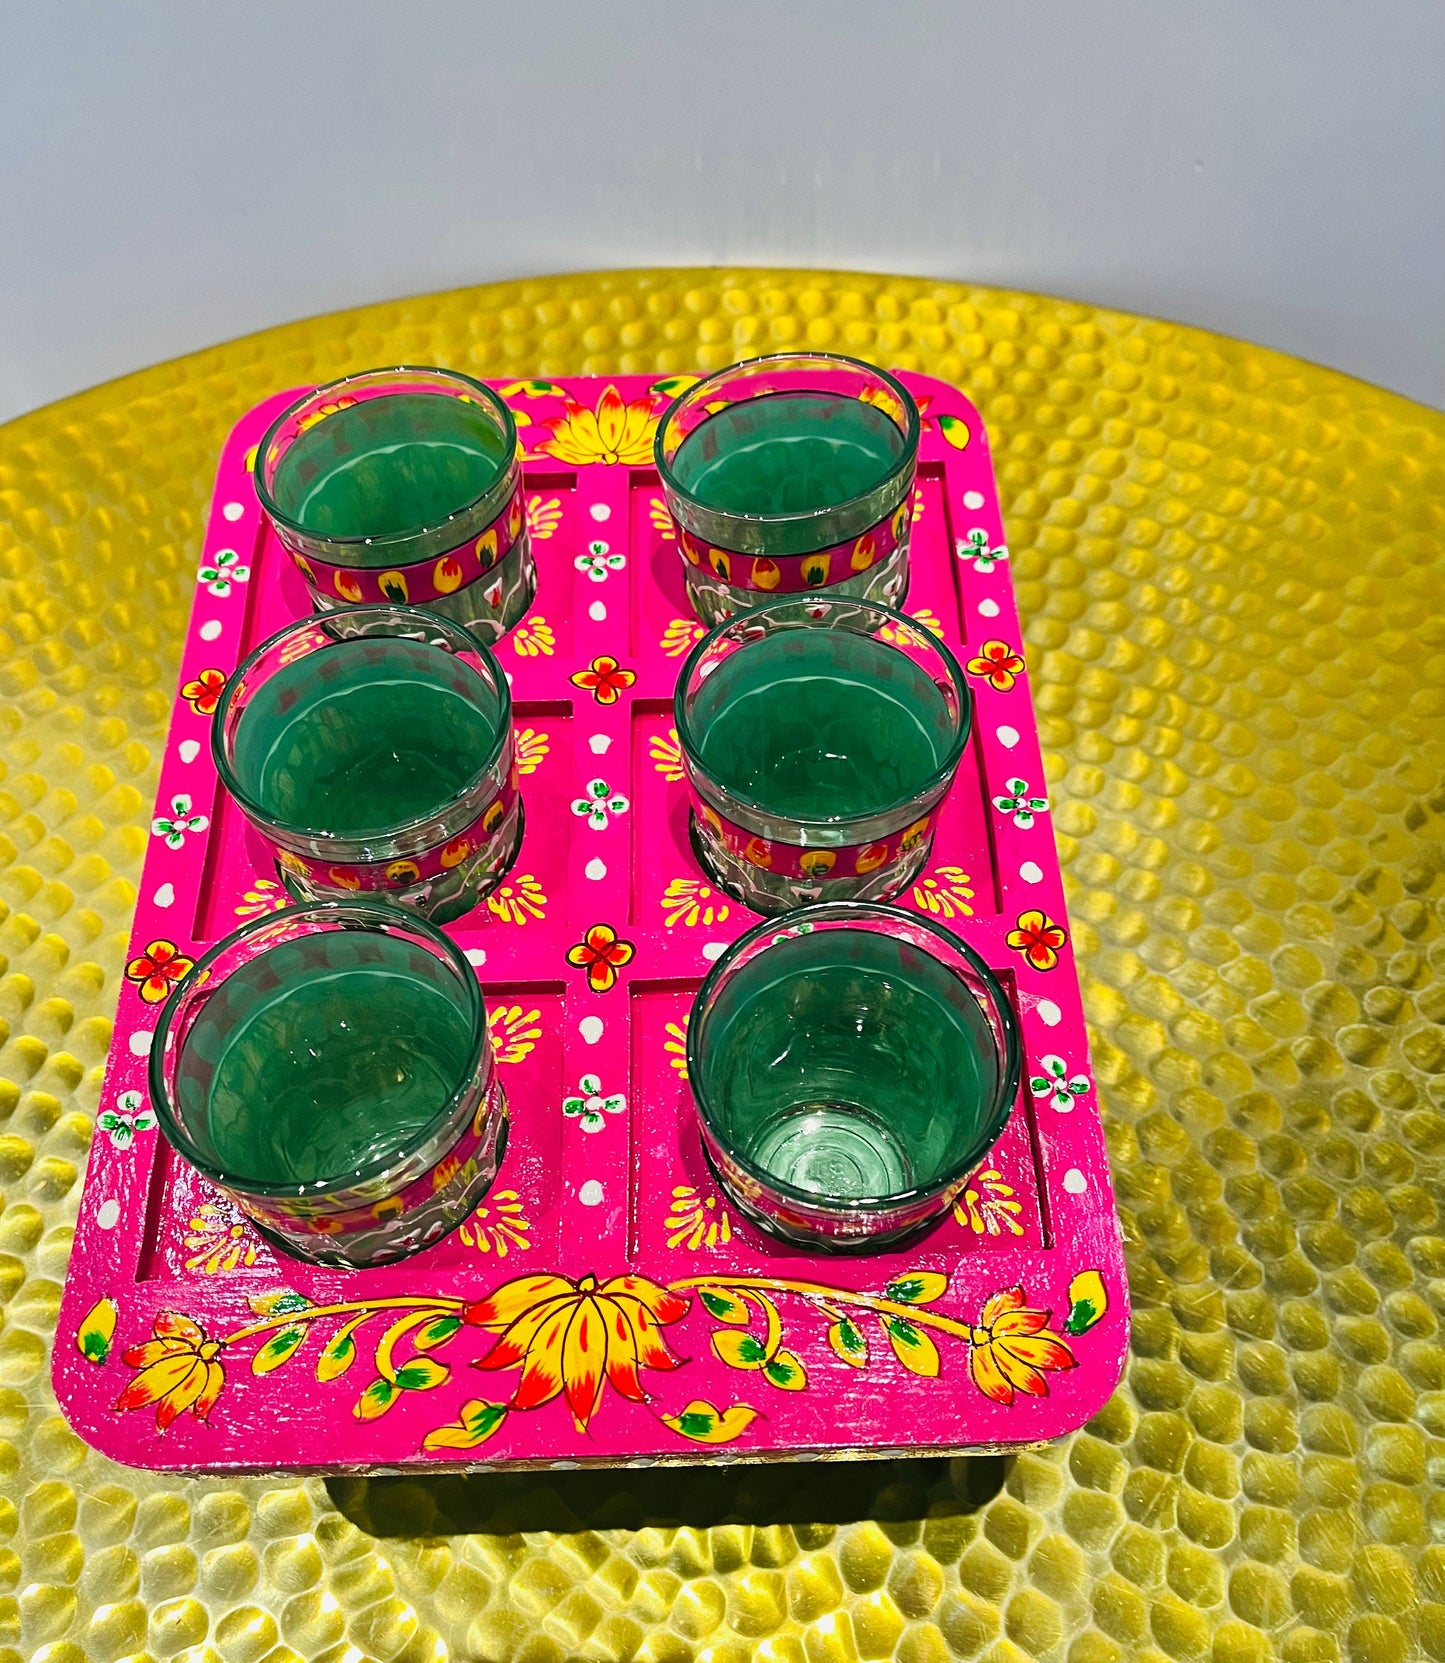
[56, 373, 1128, 1472]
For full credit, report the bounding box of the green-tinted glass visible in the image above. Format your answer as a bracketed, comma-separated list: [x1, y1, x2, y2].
[670, 391, 904, 521]
[689, 627, 955, 821]
[695, 926, 1002, 1202]
[175, 931, 474, 1188]
[269, 392, 511, 542]
[228, 636, 502, 839]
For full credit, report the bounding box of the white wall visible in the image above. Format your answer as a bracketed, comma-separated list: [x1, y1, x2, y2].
[2, 0, 1442, 424]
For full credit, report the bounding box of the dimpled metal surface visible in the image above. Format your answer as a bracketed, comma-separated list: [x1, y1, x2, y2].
[2, 268, 1444, 1663]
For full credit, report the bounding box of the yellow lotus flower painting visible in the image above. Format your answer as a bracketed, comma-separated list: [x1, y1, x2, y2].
[464, 1272, 689, 1429]
[114, 1311, 225, 1431]
[531, 384, 660, 466]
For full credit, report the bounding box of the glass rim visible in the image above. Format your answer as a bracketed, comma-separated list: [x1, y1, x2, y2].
[148, 899, 488, 1200]
[253, 365, 519, 551]
[211, 602, 512, 850]
[686, 900, 1022, 1213]
[672, 595, 973, 830]
[652, 352, 920, 538]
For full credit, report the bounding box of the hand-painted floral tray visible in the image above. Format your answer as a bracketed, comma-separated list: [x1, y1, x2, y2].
[56, 372, 1128, 1473]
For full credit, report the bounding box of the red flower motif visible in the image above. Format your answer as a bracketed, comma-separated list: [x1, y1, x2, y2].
[181, 667, 227, 716]
[966, 639, 1026, 692]
[1005, 909, 1068, 972]
[566, 924, 636, 993]
[570, 655, 637, 706]
[126, 939, 195, 1003]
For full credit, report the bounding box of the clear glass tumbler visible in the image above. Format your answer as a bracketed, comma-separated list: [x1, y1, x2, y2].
[688, 902, 1020, 1250]
[654, 352, 919, 626]
[674, 596, 971, 914]
[255, 367, 536, 642]
[213, 604, 521, 922]
[150, 902, 506, 1267]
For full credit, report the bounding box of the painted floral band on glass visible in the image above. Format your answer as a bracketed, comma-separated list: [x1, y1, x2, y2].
[149, 903, 506, 1268]
[655, 352, 919, 625]
[290, 478, 526, 609]
[254, 367, 536, 642]
[687, 902, 1021, 1251]
[674, 596, 972, 915]
[213, 605, 521, 923]
[677, 493, 910, 595]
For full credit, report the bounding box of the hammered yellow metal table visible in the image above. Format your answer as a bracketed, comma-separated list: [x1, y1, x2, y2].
[2, 269, 1443, 1663]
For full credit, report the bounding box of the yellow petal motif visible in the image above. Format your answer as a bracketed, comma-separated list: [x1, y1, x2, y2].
[695, 1286, 750, 1324]
[1065, 1269, 1108, 1335]
[77, 1297, 118, 1366]
[251, 1325, 306, 1376]
[763, 1350, 808, 1391]
[936, 413, 971, 449]
[827, 1317, 868, 1368]
[884, 1316, 942, 1377]
[354, 1378, 399, 1420]
[423, 1400, 508, 1452]
[662, 1399, 759, 1445]
[883, 1271, 949, 1305]
[712, 1329, 771, 1371]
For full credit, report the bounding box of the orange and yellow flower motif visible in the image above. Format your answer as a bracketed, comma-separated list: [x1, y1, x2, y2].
[570, 654, 636, 704]
[660, 617, 705, 658]
[967, 639, 1026, 692]
[512, 616, 556, 658]
[967, 1286, 1075, 1404]
[526, 495, 564, 540]
[433, 556, 464, 594]
[488, 1004, 542, 1065]
[114, 1311, 225, 1431]
[1006, 909, 1068, 972]
[566, 923, 635, 992]
[465, 1272, 689, 1429]
[181, 667, 227, 716]
[439, 837, 472, 870]
[125, 939, 195, 1004]
[486, 873, 548, 926]
[531, 385, 660, 467]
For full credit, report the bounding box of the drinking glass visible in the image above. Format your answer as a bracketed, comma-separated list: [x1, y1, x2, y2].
[213, 604, 520, 922]
[674, 596, 971, 914]
[255, 367, 535, 642]
[688, 902, 1020, 1250]
[655, 353, 919, 625]
[150, 902, 505, 1267]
